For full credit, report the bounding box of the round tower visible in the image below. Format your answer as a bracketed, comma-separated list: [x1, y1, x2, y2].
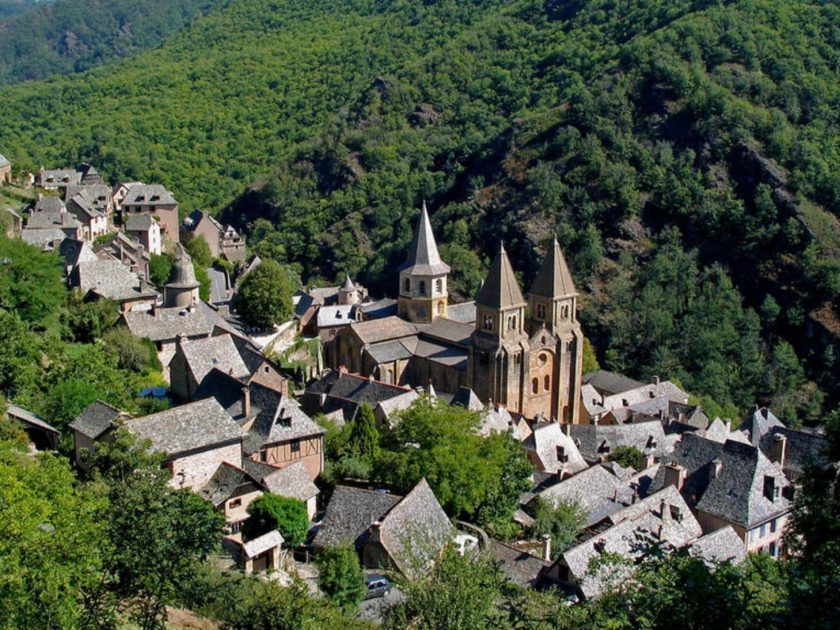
[164, 244, 200, 308]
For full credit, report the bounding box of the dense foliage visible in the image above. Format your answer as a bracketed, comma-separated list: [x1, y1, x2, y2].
[0, 0, 228, 84]
[243, 493, 309, 548]
[0, 0, 836, 417]
[233, 259, 297, 328]
[316, 543, 367, 613]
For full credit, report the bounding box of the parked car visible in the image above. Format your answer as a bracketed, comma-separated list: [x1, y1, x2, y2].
[364, 574, 392, 600]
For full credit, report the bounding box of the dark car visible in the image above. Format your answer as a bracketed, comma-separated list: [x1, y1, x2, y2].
[364, 574, 392, 600]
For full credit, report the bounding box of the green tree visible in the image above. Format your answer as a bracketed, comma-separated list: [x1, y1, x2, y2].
[316, 544, 366, 613]
[234, 260, 296, 329]
[185, 234, 213, 268]
[0, 439, 108, 628]
[89, 430, 225, 628]
[582, 337, 600, 374]
[606, 445, 646, 471]
[385, 547, 503, 630]
[532, 498, 586, 559]
[103, 327, 156, 373]
[243, 493, 309, 548]
[149, 253, 173, 287]
[349, 402, 379, 460]
[0, 235, 66, 330]
[63, 292, 119, 343]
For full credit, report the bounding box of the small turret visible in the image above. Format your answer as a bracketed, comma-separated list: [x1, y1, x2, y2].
[163, 244, 200, 308]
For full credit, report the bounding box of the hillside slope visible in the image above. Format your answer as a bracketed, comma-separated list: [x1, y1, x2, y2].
[0, 0, 230, 84]
[0, 0, 837, 419]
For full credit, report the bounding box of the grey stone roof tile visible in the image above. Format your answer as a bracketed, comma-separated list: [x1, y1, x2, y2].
[69, 401, 124, 439]
[312, 486, 401, 549]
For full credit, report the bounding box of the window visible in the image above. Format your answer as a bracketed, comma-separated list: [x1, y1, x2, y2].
[556, 446, 568, 463]
[507, 315, 517, 331]
[435, 278, 443, 293]
[229, 498, 242, 509]
[763, 475, 776, 501]
[419, 280, 426, 295]
[403, 278, 410, 293]
[290, 439, 301, 454]
[531, 378, 539, 394]
[537, 303, 546, 320]
[260, 449, 268, 463]
[483, 314, 493, 330]
[770, 518, 777, 534]
[760, 523, 767, 538]
[769, 541, 777, 558]
[544, 375, 550, 391]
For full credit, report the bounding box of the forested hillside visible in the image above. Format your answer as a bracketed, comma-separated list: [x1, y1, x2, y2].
[0, 0, 229, 83]
[0, 0, 838, 421]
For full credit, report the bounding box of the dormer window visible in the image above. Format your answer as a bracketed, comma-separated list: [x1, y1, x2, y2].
[646, 435, 657, 449]
[556, 446, 568, 463]
[598, 441, 611, 454]
[763, 475, 777, 501]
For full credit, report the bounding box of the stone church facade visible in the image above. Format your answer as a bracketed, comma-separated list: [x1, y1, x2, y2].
[330, 204, 584, 423]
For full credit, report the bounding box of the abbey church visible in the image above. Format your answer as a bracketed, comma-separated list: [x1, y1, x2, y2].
[331, 204, 584, 423]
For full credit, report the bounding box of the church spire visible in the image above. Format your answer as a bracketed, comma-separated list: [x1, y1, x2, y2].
[400, 201, 450, 276]
[530, 237, 576, 298]
[476, 241, 525, 309]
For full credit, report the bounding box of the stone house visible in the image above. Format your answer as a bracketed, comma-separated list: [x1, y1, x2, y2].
[568, 420, 675, 465]
[65, 190, 108, 241]
[313, 479, 452, 577]
[244, 460, 320, 520]
[70, 258, 158, 312]
[36, 167, 81, 193]
[198, 461, 266, 532]
[120, 184, 179, 242]
[68, 401, 131, 465]
[95, 231, 151, 283]
[124, 214, 162, 255]
[125, 398, 245, 490]
[182, 209, 247, 263]
[650, 432, 792, 557]
[524, 422, 589, 478]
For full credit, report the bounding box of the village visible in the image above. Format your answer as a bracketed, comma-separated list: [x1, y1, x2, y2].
[0, 156, 830, 613]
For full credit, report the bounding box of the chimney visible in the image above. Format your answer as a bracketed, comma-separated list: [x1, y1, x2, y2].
[660, 499, 672, 524]
[663, 463, 686, 491]
[710, 458, 723, 479]
[653, 375, 660, 385]
[770, 433, 787, 470]
[541, 534, 552, 562]
[562, 422, 571, 436]
[242, 386, 251, 418]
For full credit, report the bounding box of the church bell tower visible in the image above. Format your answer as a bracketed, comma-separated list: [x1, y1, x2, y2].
[397, 202, 450, 323]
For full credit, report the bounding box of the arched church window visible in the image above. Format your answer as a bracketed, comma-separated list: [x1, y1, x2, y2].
[544, 375, 550, 391]
[537, 353, 548, 366]
[419, 280, 426, 295]
[561, 304, 570, 320]
[537, 303, 546, 320]
[531, 378, 539, 394]
[403, 278, 410, 293]
[435, 278, 442, 294]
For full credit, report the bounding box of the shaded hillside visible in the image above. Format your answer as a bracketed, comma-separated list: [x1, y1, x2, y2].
[0, 0, 229, 84]
[0, 0, 837, 419]
[0, 0, 52, 19]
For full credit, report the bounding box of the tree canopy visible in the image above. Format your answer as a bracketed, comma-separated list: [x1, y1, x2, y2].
[234, 260, 296, 329]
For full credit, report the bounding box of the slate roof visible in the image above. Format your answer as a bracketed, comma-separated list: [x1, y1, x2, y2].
[244, 396, 324, 455]
[69, 401, 124, 439]
[66, 193, 104, 221]
[651, 433, 791, 528]
[180, 334, 250, 386]
[446, 301, 476, 324]
[126, 398, 244, 457]
[21, 228, 68, 248]
[760, 426, 828, 480]
[489, 540, 549, 587]
[244, 460, 319, 502]
[569, 420, 671, 461]
[399, 202, 450, 276]
[350, 316, 418, 345]
[207, 268, 231, 305]
[530, 238, 577, 298]
[59, 238, 97, 270]
[122, 306, 215, 342]
[125, 214, 156, 231]
[475, 242, 525, 309]
[312, 486, 401, 549]
[375, 478, 453, 576]
[6, 404, 59, 435]
[524, 423, 588, 475]
[167, 244, 199, 289]
[31, 196, 65, 214]
[242, 530, 284, 558]
[583, 370, 645, 396]
[560, 485, 702, 599]
[123, 184, 177, 206]
[0, 154, 9, 167]
[317, 305, 356, 328]
[357, 298, 397, 320]
[417, 318, 474, 346]
[479, 405, 513, 437]
[77, 259, 147, 300]
[536, 463, 633, 514]
[65, 184, 112, 212]
[199, 461, 259, 508]
[688, 526, 747, 565]
[306, 370, 411, 407]
[413, 338, 468, 370]
[365, 338, 417, 363]
[26, 210, 80, 230]
[451, 387, 483, 411]
[376, 390, 420, 424]
[740, 408, 784, 446]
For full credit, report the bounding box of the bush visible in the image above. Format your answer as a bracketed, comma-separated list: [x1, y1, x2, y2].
[606, 445, 646, 471]
[316, 544, 366, 613]
[243, 493, 309, 547]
